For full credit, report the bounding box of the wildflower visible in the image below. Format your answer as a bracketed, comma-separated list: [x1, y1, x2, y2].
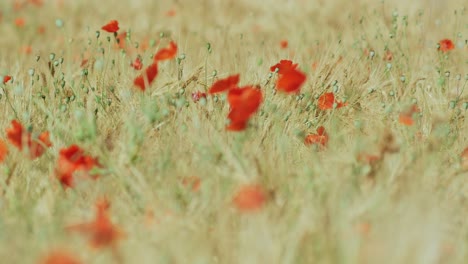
[438, 39, 454, 52]
[461, 147, 468, 170]
[67, 199, 124, 249]
[39, 250, 82, 264]
[20, 45, 32, 54]
[166, 9, 176, 17]
[131, 57, 143, 70]
[154, 41, 178, 61]
[3, 75, 12, 84]
[208, 74, 240, 93]
[280, 40, 288, 49]
[14, 17, 25, 27]
[0, 139, 7, 163]
[29, 131, 52, 159]
[56, 145, 100, 188]
[398, 104, 419, 126]
[225, 86, 263, 131]
[304, 126, 328, 147]
[270, 60, 306, 93]
[317, 92, 346, 110]
[101, 20, 119, 33]
[209, 75, 262, 131]
[6, 120, 52, 159]
[133, 63, 158, 91]
[6, 120, 26, 150]
[232, 184, 267, 212]
[270, 60, 298, 73]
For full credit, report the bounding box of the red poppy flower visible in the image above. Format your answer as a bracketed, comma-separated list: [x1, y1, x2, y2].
[226, 86, 263, 131]
[133, 63, 158, 91]
[56, 145, 101, 188]
[6, 120, 52, 159]
[3, 75, 12, 84]
[20, 45, 32, 54]
[29, 131, 52, 159]
[131, 57, 143, 70]
[39, 250, 82, 264]
[29, 0, 44, 7]
[166, 9, 176, 17]
[101, 20, 119, 33]
[0, 139, 8, 163]
[304, 126, 328, 147]
[438, 39, 454, 52]
[270, 60, 305, 93]
[15, 17, 25, 27]
[280, 40, 288, 49]
[154, 41, 177, 61]
[276, 68, 306, 93]
[461, 147, 468, 170]
[6, 120, 27, 150]
[67, 200, 124, 249]
[318, 92, 346, 110]
[208, 74, 240, 94]
[270, 60, 298, 73]
[398, 104, 419, 126]
[232, 184, 267, 212]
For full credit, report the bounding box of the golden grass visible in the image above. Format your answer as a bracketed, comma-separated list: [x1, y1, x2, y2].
[0, 0, 467, 263]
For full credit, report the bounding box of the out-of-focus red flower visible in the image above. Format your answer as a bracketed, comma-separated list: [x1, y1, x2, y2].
[0, 139, 8, 163]
[270, 60, 298, 73]
[209, 76, 262, 131]
[3, 75, 12, 84]
[15, 17, 25, 27]
[280, 40, 288, 49]
[232, 184, 267, 212]
[6, 120, 26, 150]
[398, 104, 419, 126]
[56, 145, 101, 188]
[133, 63, 158, 91]
[131, 57, 143, 70]
[39, 250, 82, 264]
[6, 120, 52, 159]
[318, 92, 346, 110]
[154, 41, 177, 61]
[304, 126, 328, 147]
[438, 39, 454, 52]
[166, 9, 176, 17]
[208, 74, 240, 94]
[226, 86, 263, 131]
[270, 60, 305, 93]
[461, 147, 468, 170]
[29, 131, 52, 159]
[67, 199, 124, 249]
[276, 68, 306, 93]
[101, 20, 119, 33]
